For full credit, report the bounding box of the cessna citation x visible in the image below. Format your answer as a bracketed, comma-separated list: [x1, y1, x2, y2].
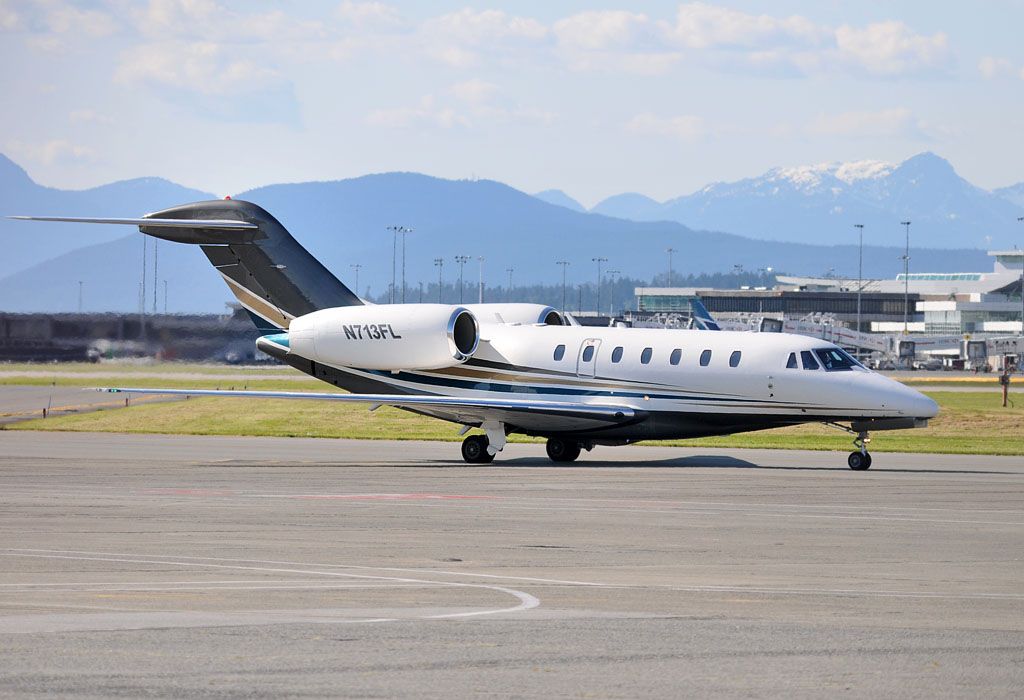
[12, 200, 938, 470]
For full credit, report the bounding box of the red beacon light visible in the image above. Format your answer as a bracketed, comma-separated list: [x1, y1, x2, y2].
[224, 195, 232, 200]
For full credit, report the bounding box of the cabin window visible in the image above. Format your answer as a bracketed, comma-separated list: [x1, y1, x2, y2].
[640, 347, 653, 364]
[786, 352, 798, 369]
[814, 348, 859, 372]
[582, 345, 595, 362]
[553, 344, 566, 361]
[800, 350, 819, 370]
[669, 348, 682, 366]
[611, 346, 624, 363]
[699, 349, 712, 366]
[729, 351, 742, 367]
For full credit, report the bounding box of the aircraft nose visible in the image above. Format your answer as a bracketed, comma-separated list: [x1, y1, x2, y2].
[896, 384, 939, 419]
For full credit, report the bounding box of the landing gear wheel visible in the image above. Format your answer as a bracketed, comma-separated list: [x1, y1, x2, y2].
[461, 434, 495, 464]
[848, 451, 872, 471]
[546, 438, 581, 463]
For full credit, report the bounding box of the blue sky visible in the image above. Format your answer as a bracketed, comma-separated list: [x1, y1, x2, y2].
[2, 1, 1023, 205]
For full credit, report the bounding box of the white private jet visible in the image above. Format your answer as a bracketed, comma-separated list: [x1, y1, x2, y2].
[12, 199, 938, 469]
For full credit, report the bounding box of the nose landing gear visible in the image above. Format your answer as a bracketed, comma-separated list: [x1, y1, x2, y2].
[848, 430, 872, 471]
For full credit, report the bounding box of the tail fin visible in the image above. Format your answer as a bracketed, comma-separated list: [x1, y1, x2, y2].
[689, 298, 721, 331]
[13, 199, 362, 332]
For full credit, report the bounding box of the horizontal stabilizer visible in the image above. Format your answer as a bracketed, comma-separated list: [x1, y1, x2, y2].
[7, 215, 258, 230]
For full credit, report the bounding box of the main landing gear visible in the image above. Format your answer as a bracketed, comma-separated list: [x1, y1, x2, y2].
[545, 437, 581, 463]
[461, 434, 495, 463]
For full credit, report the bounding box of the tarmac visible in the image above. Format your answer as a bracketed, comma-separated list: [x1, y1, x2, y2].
[0, 431, 1022, 697]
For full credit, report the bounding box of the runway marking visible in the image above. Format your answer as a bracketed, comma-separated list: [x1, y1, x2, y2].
[250, 493, 495, 501]
[0, 550, 540, 623]
[5, 548, 1022, 602]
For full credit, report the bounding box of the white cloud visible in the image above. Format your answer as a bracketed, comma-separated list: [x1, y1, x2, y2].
[6, 138, 95, 166]
[449, 79, 498, 104]
[0, 0, 22, 31]
[69, 108, 112, 125]
[666, 2, 826, 49]
[365, 95, 470, 129]
[553, 10, 653, 51]
[626, 113, 706, 142]
[45, 4, 118, 37]
[809, 108, 937, 139]
[421, 8, 548, 67]
[336, 1, 405, 30]
[425, 8, 548, 45]
[552, 10, 680, 75]
[979, 56, 1016, 79]
[115, 42, 283, 95]
[834, 21, 950, 76]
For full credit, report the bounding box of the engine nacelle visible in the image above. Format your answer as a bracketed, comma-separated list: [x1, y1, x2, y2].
[463, 303, 564, 326]
[287, 304, 479, 370]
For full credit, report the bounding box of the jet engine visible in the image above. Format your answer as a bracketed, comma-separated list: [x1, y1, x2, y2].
[463, 303, 564, 326]
[285, 304, 479, 370]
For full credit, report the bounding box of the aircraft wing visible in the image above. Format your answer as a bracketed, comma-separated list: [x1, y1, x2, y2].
[97, 388, 644, 433]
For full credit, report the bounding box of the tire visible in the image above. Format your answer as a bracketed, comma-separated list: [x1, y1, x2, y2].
[848, 451, 871, 471]
[546, 438, 581, 463]
[461, 435, 494, 463]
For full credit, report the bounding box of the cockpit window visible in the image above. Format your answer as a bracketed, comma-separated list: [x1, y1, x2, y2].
[786, 352, 798, 369]
[814, 348, 861, 372]
[800, 350, 819, 370]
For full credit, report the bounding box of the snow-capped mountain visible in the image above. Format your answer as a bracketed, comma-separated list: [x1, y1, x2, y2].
[591, 153, 1024, 249]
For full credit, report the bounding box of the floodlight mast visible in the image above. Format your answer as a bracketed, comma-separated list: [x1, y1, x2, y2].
[901, 221, 911, 334]
[556, 260, 570, 315]
[854, 224, 864, 336]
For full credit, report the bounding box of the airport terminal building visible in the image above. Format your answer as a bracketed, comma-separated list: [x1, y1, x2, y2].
[636, 250, 1024, 336]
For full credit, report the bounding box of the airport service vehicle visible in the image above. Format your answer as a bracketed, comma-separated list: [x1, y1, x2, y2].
[12, 200, 938, 469]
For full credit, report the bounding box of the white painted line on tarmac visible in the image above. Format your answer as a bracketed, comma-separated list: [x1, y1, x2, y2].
[5, 548, 1021, 602]
[0, 549, 540, 623]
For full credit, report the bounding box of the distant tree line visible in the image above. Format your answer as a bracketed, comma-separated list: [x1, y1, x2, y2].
[365, 270, 781, 314]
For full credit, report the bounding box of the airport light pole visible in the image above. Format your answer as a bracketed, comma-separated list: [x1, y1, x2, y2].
[386, 225, 411, 303]
[152, 239, 159, 314]
[454, 255, 470, 304]
[666, 247, 676, 287]
[506, 267, 514, 302]
[592, 256, 607, 314]
[77, 280, 83, 313]
[901, 220, 911, 334]
[607, 270, 621, 315]
[556, 260, 569, 314]
[854, 224, 864, 334]
[434, 258, 444, 303]
[1018, 217, 1023, 336]
[350, 260, 362, 296]
[163, 280, 168, 314]
[477, 256, 485, 303]
[401, 227, 413, 303]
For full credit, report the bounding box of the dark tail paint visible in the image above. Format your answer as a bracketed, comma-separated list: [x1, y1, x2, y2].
[140, 200, 361, 332]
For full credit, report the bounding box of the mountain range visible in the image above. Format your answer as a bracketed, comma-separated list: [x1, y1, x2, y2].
[0, 152, 1011, 313]
[550, 153, 1023, 250]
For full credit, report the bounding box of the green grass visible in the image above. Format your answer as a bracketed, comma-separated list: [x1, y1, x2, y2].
[7, 390, 1023, 455]
[0, 361, 303, 376]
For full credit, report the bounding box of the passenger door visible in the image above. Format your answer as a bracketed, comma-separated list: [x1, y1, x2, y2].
[577, 339, 601, 378]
